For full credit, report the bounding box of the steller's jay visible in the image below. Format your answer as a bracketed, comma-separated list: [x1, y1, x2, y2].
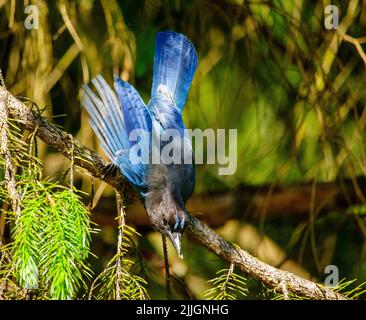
[81, 30, 198, 258]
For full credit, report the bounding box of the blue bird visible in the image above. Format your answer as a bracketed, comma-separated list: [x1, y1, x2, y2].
[81, 30, 198, 258]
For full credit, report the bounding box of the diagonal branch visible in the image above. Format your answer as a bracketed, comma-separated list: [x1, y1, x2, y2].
[339, 32, 366, 66]
[0, 86, 346, 300]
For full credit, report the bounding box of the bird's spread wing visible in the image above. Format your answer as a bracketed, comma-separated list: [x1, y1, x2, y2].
[114, 77, 152, 135]
[81, 75, 151, 189]
[82, 75, 129, 161]
[150, 30, 198, 115]
[81, 31, 197, 191]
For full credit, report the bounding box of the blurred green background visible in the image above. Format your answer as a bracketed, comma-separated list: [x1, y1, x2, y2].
[1, 0, 366, 299]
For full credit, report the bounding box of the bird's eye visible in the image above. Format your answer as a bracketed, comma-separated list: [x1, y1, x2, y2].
[170, 214, 180, 232]
[180, 215, 187, 232]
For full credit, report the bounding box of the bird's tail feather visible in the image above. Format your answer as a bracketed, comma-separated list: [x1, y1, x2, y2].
[151, 30, 198, 113]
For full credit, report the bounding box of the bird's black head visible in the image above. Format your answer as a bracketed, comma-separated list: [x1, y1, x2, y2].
[143, 176, 188, 258]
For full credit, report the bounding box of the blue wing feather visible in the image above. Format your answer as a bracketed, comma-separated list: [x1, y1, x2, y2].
[81, 75, 151, 190]
[114, 77, 152, 136]
[82, 77, 128, 157]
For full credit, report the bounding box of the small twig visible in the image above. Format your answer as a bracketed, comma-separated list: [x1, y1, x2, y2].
[162, 235, 172, 300]
[68, 134, 75, 190]
[8, 0, 16, 29]
[221, 263, 234, 298]
[59, 1, 84, 52]
[340, 32, 366, 66]
[170, 274, 192, 299]
[357, 36, 366, 44]
[115, 190, 126, 300]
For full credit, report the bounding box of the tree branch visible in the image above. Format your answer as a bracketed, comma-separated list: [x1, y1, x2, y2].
[0, 86, 346, 300]
[340, 32, 366, 66]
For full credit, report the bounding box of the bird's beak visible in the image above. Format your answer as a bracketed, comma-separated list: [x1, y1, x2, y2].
[168, 232, 183, 259]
